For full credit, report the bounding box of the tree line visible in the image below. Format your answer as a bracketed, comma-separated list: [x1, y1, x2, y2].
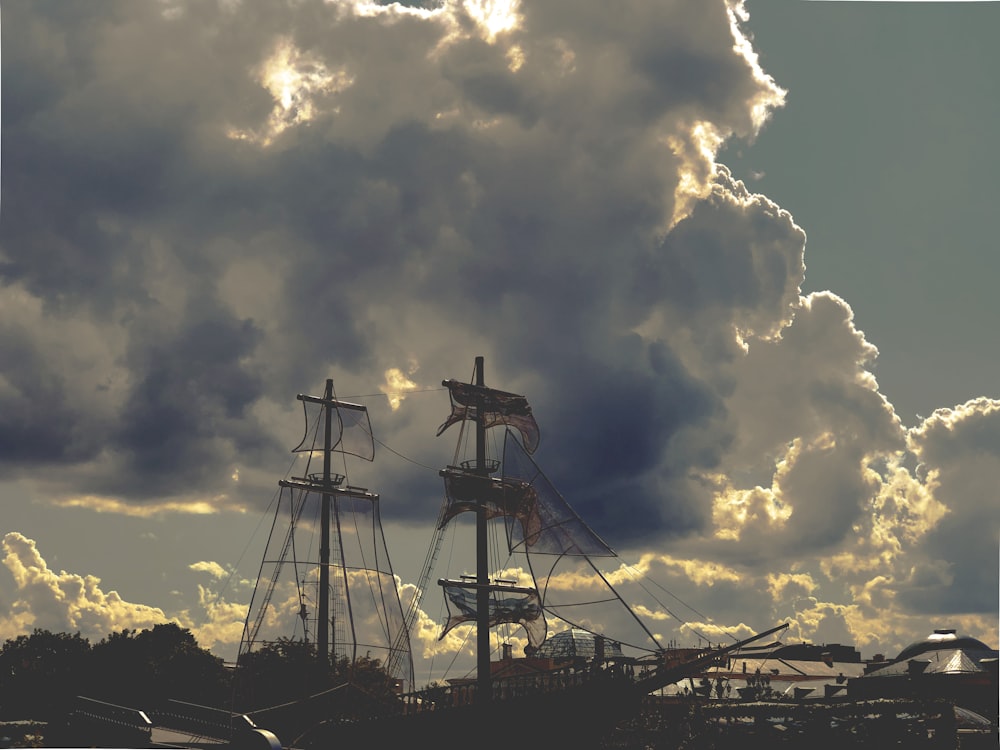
[0, 625, 393, 724]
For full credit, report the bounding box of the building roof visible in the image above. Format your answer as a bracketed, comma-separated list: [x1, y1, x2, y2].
[858, 629, 998, 679]
[535, 629, 624, 660]
[895, 629, 994, 663]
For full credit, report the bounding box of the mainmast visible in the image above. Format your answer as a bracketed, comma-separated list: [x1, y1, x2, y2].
[474, 357, 491, 703]
[436, 358, 542, 704]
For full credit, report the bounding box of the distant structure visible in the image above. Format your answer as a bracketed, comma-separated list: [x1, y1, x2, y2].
[533, 628, 625, 661]
[848, 628, 998, 721]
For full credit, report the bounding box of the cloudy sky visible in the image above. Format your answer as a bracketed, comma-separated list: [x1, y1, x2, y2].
[2, 0, 997, 688]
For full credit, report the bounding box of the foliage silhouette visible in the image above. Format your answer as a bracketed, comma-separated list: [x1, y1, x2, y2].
[0, 625, 228, 722]
[90, 624, 229, 709]
[0, 626, 398, 740]
[0, 630, 91, 722]
[233, 638, 397, 712]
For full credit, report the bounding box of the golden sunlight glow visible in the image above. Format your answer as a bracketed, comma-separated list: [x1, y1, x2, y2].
[726, 1, 786, 133]
[55, 495, 225, 517]
[766, 571, 817, 602]
[188, 585, 249, 651]
[189, 561, 229, 579]
[711, 485, 791, 541]
[665, 121, 725, 230]
[229, 37, 354, 146]
[463, 0, 521, 43]
[506, 44, 525, 72]
[635, 553, 743, 588]
[381, 365, 420, 410]
[680, 620, 757, 644]
[792, 598, 859, 642]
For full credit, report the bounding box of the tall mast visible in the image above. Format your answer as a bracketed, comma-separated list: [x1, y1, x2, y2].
[474, 357, 492, 703]
[318, 378, 333, 665]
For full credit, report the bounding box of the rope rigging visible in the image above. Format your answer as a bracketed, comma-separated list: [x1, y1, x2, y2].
[238, 378, 748, 694]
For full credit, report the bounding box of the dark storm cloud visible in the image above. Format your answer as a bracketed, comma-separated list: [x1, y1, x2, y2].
[2, 0, 993, 657]
[3, 3, 780, 502]
[107, 312, 266, 497]
[0, 1, 785, 520]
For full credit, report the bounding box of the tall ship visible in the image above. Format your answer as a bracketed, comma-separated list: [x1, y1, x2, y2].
[234, 357, 786, 749]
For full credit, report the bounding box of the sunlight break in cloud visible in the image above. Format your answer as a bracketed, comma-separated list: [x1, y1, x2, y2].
[229, 35, 354, 146]
[381, 365, 421, 411]
[463, 0, 522, 43]
[52, 495, 231, 517]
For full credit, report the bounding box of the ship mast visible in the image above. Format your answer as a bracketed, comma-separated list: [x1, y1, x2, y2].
[474, 357, 491, 703]
[318, 378, 334, 664]
[437, 358, 540, 703]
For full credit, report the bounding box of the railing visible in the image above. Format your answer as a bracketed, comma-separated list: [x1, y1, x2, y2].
[152, 699, 258, 739]
[69, 696, 153, 744]
[459, 458, 501, 474]
[399, 662, 637, 714]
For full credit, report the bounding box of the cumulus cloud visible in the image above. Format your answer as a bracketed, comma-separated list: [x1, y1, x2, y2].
[0, 532, 170, 642]
[0, 0, 995, 667]
[189, 561, 230, 580]
[0, 532, 253, 656]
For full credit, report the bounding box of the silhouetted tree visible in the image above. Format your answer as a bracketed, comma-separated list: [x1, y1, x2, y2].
[234, 641, 402, 716]
[336, 653, 399, 700]
[91, 623, 228, 709]
[0, 630, 91, 721]
[234, 638, 331, 711]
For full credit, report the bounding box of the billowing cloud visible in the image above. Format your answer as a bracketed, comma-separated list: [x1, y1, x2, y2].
[0, 0, 994, 671]
[0, 532, 255, 656]
[0, 532, 170, 641]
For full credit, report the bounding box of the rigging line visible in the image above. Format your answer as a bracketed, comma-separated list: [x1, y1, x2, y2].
[620, 570, 727, 647]
[226, 446, 302, 616]
[623, 563, 713, 624]
[446, 626, 475, 681]
[241, 445, 310, 652]
[372, 435, 441, 472]
[589, 555, 662, 650]
[614, 566, 717, 645]
[541, 611, 658, 656]
[328, 382, 365, 659]
[337, 387, 448, 401]
[348, 494, 397, 655]
[421, 521, 462, 687]
[328, 380, 355, 481]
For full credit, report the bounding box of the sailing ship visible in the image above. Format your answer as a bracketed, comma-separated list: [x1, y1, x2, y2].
[235, 357, 786, 749]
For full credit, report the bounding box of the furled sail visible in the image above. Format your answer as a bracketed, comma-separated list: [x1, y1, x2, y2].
[439, 581, 547, 649]
[436, 380, 540, 454]
[439, 469, 535, 526]
[293, 397, 374, 461]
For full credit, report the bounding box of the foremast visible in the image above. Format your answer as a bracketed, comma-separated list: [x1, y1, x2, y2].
[241, 378, 414, 692]
[283, 379, 371, 665]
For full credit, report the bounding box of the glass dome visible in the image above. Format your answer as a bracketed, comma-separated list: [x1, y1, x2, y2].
[896, 629, 993, 662]
[535, 629, 624, 660]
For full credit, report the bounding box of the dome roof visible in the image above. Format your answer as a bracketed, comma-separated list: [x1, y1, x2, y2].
[535, 629, 624, 660]
[896, 629, 994, 662]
